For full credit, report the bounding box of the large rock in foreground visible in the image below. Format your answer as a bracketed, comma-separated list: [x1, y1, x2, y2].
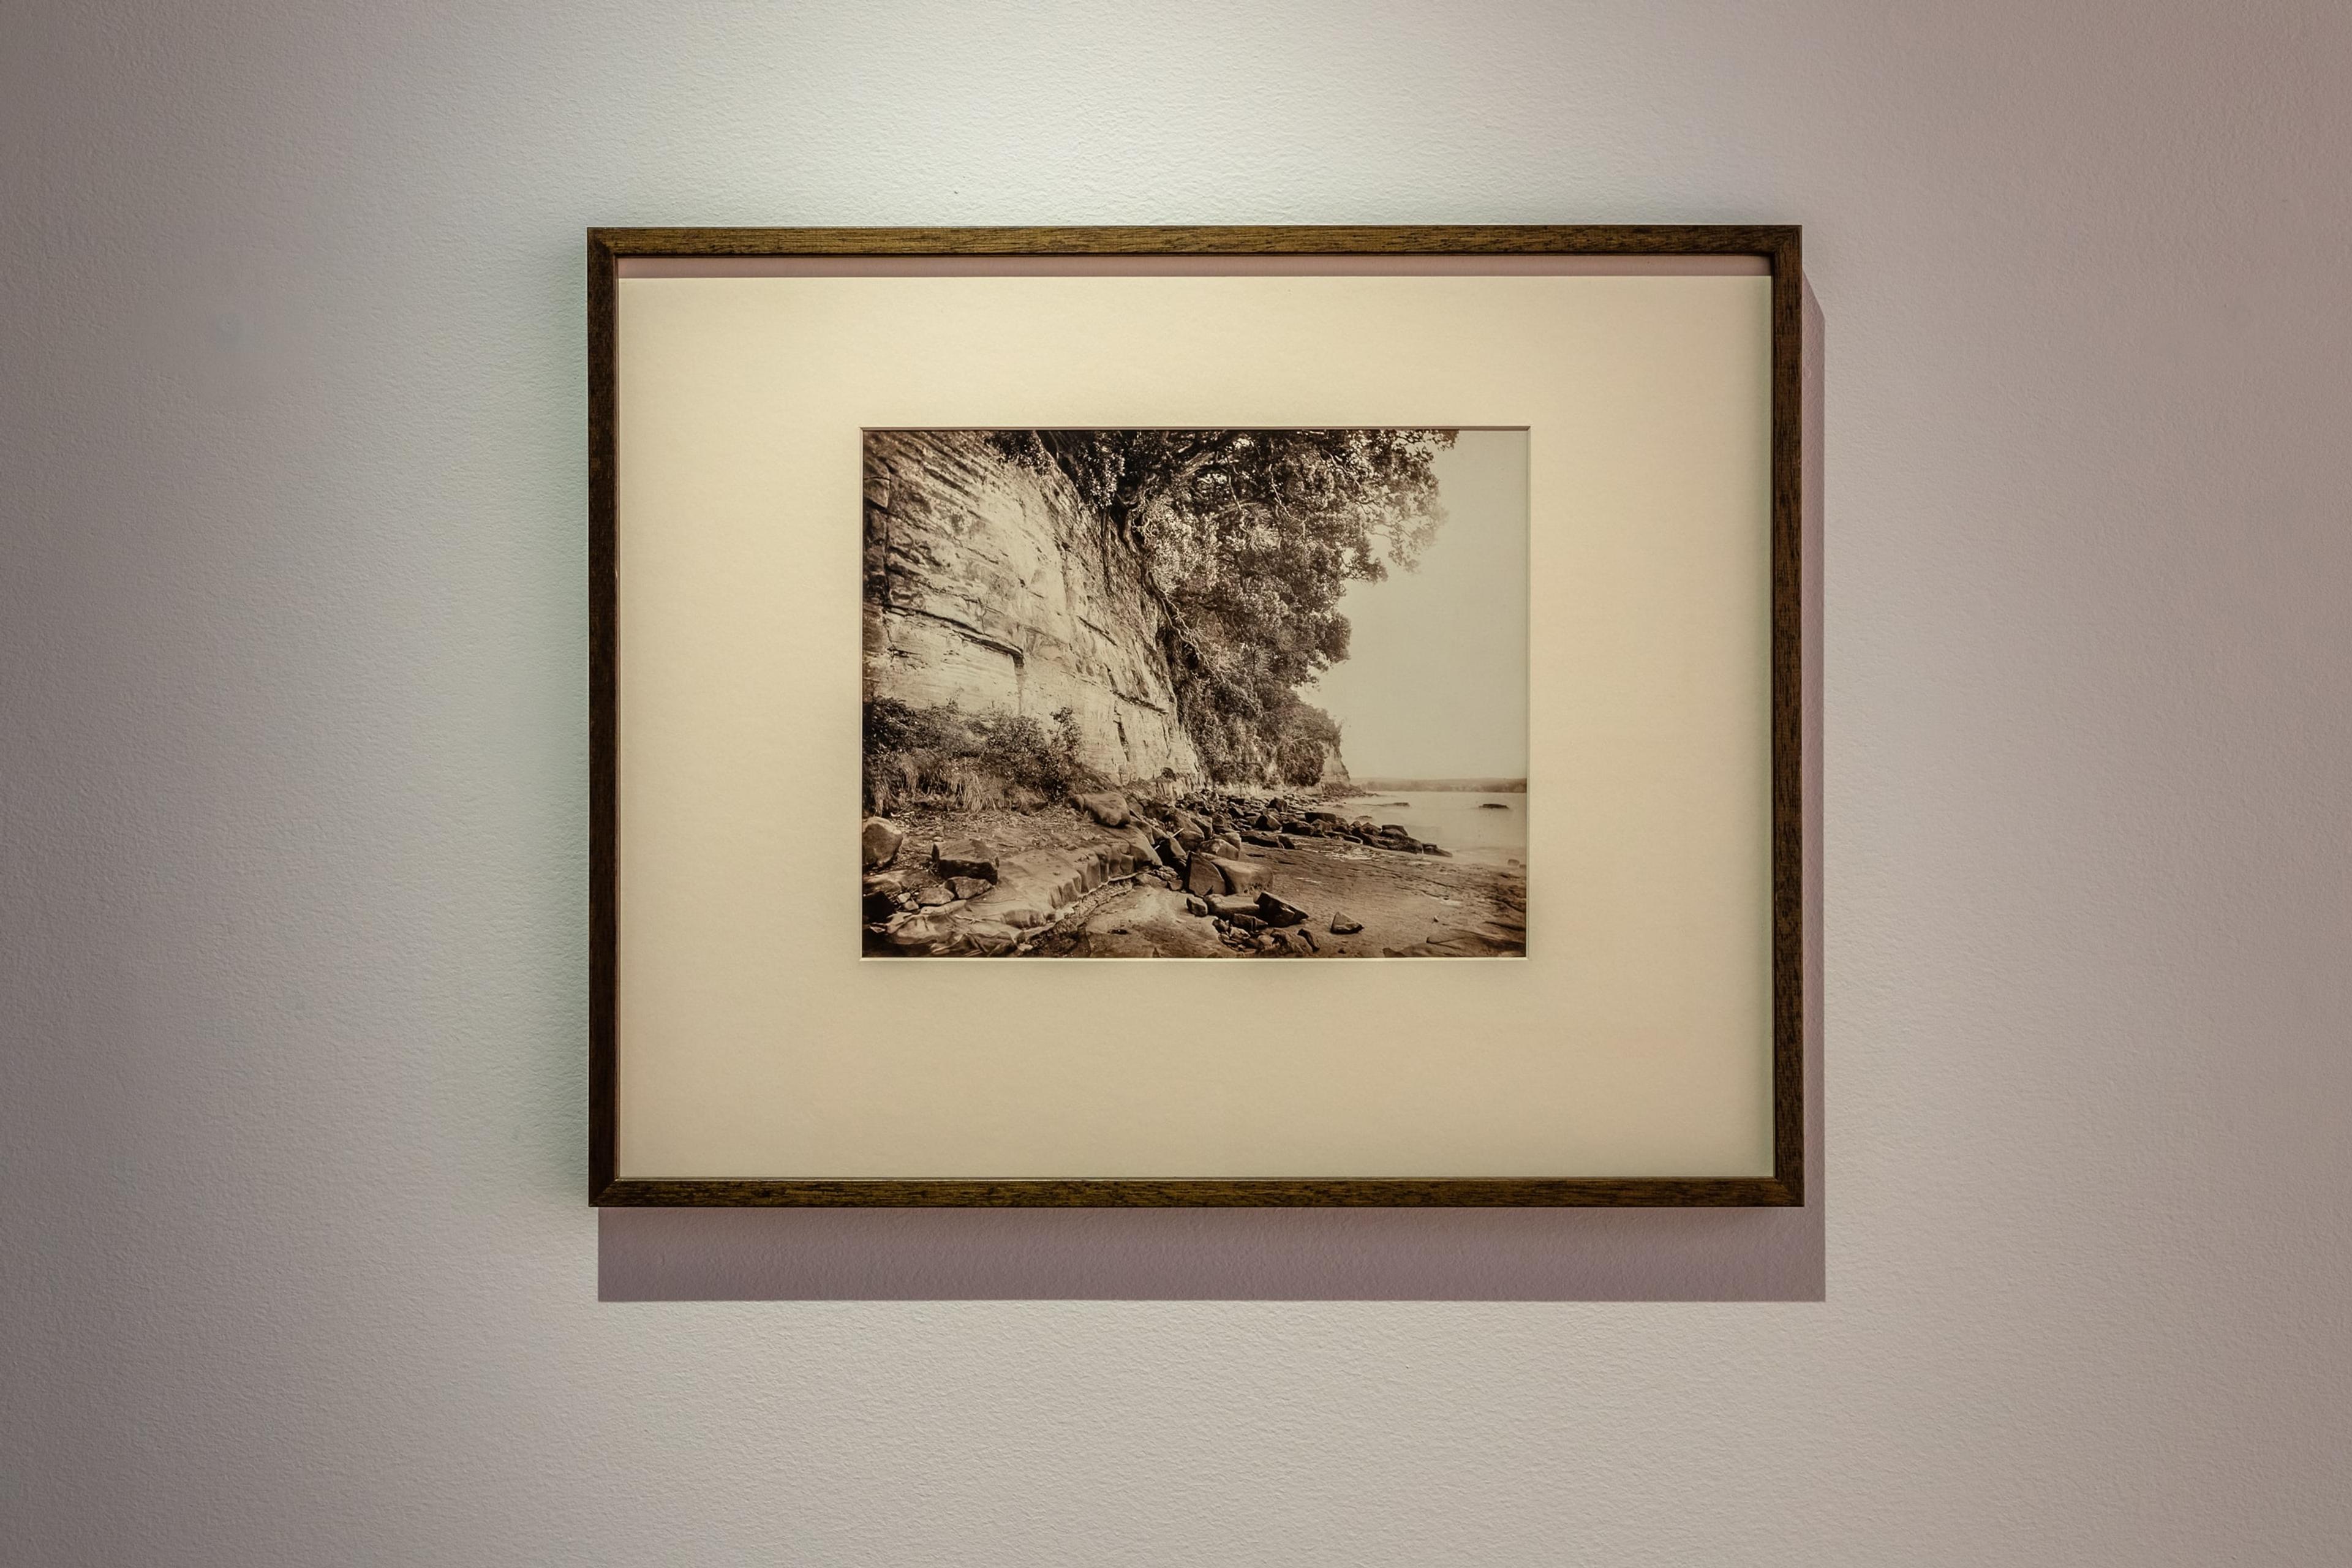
[1075, 791, 1131, 828]
[884, 913, 957, 951]
[1183, 853, 1227, 897]
[862, 817, 904, 870]
[1183, 853, 1271, 897]
[932, 838, 998, 882]
[1256, 894, 1309, 928]
[1210, 856, 1273, 895]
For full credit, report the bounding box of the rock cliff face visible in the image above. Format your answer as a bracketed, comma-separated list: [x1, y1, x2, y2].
[863, 432, 1202, 783]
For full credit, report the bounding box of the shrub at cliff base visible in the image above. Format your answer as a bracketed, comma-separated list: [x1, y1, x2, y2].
[863, 698, 1101, 813]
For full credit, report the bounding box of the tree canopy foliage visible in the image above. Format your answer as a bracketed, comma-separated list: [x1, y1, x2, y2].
[992, 429, 1454, 780]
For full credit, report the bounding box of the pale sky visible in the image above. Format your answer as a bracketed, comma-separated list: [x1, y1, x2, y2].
[1306, 429, 1529, 780]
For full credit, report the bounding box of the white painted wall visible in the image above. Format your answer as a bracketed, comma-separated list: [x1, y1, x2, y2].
[4, 2, 2346, 1562]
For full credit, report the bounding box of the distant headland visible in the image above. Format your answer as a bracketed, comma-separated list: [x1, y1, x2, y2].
[1351, 778, 1527, 794]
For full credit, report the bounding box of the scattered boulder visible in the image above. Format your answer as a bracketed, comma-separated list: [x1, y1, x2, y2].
[916, 884, 956, 907]
[1185, 854, 1228, 898]
[1184, 895, 1210, 918]
[1212, 856, 1273, 895]
[1295, 928, 1318, 952]
[932, 838, 998, 882]
[1227, 912, 1267, 933]
[1256, 894, 1309, 928]
[861, 817, 905, 870]
[947, 876, 992, 902]
[1205, 892, 1265, 919]
[1240, 829, 1284, 848]
[1076, 791, 1131, 828]
[1330, 914, 1365, 935]
[1208, 836, 1242, 859]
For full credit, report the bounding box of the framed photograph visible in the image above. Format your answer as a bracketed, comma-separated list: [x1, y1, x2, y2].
[590, 225, 1803, 1205]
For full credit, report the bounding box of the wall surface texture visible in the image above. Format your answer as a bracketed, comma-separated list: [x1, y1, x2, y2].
[4, 2, 2348, 1565]
[864, 431, 1204, 784]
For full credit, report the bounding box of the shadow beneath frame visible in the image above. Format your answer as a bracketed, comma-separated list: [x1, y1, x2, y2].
[600, 1202, 1820, 1302]
[599, 280, 1827, 1304]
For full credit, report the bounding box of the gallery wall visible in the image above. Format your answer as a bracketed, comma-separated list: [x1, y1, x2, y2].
[5, 1, 2347, 1562]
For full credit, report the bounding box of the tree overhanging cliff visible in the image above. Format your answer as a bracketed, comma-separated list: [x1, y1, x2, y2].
[991, 428, 1455, 784]
[862, 429, 1452, 801]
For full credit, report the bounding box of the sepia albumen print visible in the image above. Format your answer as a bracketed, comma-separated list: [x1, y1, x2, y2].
[861, 428, 1529, 957]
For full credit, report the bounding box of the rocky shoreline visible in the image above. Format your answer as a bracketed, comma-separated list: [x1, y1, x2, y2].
[862, 786, 1526, 959]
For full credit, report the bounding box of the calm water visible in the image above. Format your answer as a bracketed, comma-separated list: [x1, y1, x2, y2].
[1354, 792, 1528, 865]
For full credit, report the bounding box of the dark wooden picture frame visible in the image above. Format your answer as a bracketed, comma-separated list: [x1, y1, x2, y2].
[589, 224, 1804, 1208]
